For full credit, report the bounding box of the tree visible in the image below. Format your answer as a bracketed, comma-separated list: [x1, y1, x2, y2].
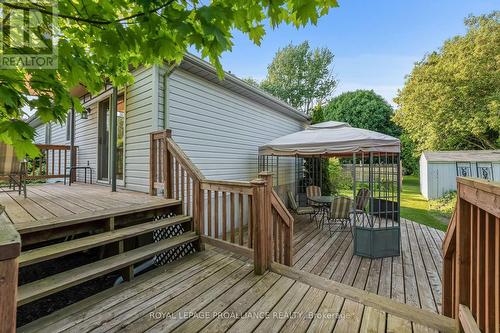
[399, 133, 419, 175]
[323, 90, 400, 137]
[241, 77, 260, 88]
[0, 0, 339, 157]
[393, 12, 500, 154]
[260, 41, 337, 114]
[322, 90, 420, 175]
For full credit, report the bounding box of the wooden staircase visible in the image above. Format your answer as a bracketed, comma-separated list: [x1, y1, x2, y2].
[16, 199, 200, 308]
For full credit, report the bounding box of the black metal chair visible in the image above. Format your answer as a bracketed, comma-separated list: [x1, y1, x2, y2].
[324, 196, 352, 235]
[352, 188, 371, 226]
[0, 142, 27, 198]
[287, 191, 315, 223]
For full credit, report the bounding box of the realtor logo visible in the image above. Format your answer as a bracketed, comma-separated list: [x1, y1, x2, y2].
[0, 0, 58, 69]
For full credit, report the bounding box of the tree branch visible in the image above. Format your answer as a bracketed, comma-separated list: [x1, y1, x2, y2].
[2, 0, 176, 25]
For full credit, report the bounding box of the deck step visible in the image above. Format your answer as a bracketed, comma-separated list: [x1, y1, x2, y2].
[15, 199, 182, 235]
[17, 232, 198, 306]
[19, 215, 192, 267]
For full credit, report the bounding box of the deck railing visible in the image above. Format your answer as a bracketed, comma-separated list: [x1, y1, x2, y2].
[271, 189, 293, 265]
[150, 130, 293, 272]
[0, 206, 21, 333]
[26, 144, 76, 180]
[442, 177, 499, 333]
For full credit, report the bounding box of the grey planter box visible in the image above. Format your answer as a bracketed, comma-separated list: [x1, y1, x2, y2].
[353, 226, 401, 258]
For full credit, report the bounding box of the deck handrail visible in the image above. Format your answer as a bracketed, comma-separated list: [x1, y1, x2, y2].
[442, 177, 499, 333]
[270, 189, 294, 265]
[149, 130, 294, 272]
[0, 206, 21, 333]
[25, 144, 76, 180]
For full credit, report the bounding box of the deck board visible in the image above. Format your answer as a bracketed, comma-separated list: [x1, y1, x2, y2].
[292, 215, 445, 314]
[0, 182, 172, 230]
[18, 246, 451, 333]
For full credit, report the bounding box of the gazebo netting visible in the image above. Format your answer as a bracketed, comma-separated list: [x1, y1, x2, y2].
[258, 121, 402, 258]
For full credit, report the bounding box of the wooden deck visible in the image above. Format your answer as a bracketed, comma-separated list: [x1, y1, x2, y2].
[0, 182, 170, 229]
[18, 247, 454, 333]
[292, 216, 445, 315]
[2, 182, 451, 332]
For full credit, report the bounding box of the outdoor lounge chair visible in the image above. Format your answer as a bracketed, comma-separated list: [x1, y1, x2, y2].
[0, 142, 27, 198]
[353, 188, 370, 226]
[306, 184, 322, 207]
[324, 196, 352, 235]
[306, 185, 322, 201]
[287, 191, 315, 223]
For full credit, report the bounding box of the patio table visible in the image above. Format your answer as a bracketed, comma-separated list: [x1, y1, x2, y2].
[308, 195, 336, 228]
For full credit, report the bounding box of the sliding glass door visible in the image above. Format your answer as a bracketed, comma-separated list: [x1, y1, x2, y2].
[97, 93, 125, 184]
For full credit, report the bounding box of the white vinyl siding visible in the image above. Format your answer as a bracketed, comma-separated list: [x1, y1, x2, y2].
[45, 107, 97, 183]
[72, 103, 98, 182]
[33, 124, 46, 144]
[125, 66, 155, 192]
[166, 68, 305, 185]
[421, 158, 500, 199]
[419, 155, 428, 199]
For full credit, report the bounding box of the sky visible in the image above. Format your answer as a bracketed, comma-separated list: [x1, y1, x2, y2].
[212, 0, 499, 106]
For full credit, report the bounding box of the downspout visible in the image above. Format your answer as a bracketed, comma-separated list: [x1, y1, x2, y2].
[163, 63, 177, 129]
[151, 65, 160, 130]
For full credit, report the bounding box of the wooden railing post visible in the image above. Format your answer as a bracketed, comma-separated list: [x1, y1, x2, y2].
[149, 132, 157, 196]
[259, 172, 273, 267]
[251, 174, 271, 274]
[0, 206, 21, 333]
[455, 182, 471, 317]
[164, 130, 173, 199]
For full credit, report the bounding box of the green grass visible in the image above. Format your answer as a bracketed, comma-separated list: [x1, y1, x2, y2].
[337, 175, 448, 231]
[400, 175, 448, 231]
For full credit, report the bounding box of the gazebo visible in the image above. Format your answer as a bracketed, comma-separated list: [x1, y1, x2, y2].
[258, 121, 402, 258]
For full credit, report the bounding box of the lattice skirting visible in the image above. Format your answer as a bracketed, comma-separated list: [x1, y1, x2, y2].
[152, 212, 195, 266]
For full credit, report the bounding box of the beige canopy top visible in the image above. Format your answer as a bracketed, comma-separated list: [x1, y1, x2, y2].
[259, 121, 400, 156]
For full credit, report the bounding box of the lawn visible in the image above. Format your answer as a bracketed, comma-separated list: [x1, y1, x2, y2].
[338, 175, 449, 231]
[400, 175, 449, 231]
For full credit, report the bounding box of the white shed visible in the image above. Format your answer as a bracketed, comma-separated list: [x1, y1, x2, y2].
[419, 150, 500, 199]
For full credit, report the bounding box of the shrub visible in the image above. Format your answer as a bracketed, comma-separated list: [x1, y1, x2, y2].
[429, 191, 457, 218]
[328, 158, 353, 195]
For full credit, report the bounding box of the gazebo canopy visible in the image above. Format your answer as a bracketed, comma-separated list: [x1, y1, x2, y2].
[259, 121, 400, 156]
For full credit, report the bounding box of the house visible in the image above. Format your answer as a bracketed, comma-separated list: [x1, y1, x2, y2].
[419, 150, 500, 199]
[8, 57, 498, 331]
[29, 54, 308, 193]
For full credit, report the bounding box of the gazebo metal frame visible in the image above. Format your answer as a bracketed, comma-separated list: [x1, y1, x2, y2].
[258, 150, 401, 259]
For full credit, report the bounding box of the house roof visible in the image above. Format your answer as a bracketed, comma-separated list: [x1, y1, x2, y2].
[178, 54, 309, 122]
[27, 54, 309, 126]
[422, 150, 500, 162]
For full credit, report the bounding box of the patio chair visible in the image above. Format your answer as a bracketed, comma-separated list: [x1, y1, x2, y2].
[353, 188, 370, 226]
[0, 142, 27, 198]
[324, 196, 352, 235]
[287, 191, 315, 223]
[306, 185, 323, 225]
[306, 185, 321, 200]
